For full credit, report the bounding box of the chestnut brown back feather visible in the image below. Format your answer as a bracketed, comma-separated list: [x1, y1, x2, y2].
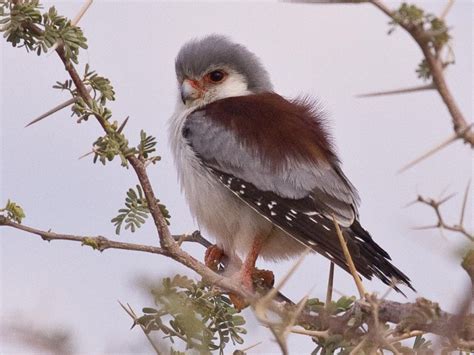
[200, 93, 337, 169]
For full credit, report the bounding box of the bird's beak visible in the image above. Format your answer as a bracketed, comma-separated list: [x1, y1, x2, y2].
[180, 79, 204, 104]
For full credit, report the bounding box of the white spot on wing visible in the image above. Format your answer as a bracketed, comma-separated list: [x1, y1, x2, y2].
[270, 211, 277, 216]
[322, 224, 331, 231]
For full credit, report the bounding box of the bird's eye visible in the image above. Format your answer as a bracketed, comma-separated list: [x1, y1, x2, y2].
[207, 70, 226, 83]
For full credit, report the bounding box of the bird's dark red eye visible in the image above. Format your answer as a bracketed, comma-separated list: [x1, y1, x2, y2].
[207, 70, 226, 83]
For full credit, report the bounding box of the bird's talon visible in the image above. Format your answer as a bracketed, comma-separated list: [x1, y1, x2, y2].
[228, 293, 249, 311]
[204, 244, 224, 271]
[252, 268, 275, 289]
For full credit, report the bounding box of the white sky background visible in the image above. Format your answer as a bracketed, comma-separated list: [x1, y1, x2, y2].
[1, 1, 472, 353]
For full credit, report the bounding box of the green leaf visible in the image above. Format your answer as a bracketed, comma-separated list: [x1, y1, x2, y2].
[138, 275, 247, 353]
[1, 199, 26, 223]
[137, 130, 160, 163]
[111, 185, 150, 235]
[334, 296, 356, 313]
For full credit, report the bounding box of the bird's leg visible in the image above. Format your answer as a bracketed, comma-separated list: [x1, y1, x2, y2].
[204, 237, 274, 310]
[204, 244, 225, 271]
[240, 235, 266, 291]
[228, 234, 275, 310]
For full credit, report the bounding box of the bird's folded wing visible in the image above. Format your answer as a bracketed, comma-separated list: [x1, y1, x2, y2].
[183, 92, 360, 226]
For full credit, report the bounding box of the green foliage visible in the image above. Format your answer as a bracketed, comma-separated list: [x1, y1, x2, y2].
[137, 130, 161, 165]
[158, 203, 171, 225]
[138, 130, 157, 159]
[0, 199, 26, 223]
[83, 64, 115, 105]
[52, 78, 75, 95]
[111, 185, 171, 234]
[93, 130, 135, 167]
[312, 334, 351, 355]
[413, 334, 432, 351]
[0, 1, 87, 63]
[135, 275, 247, 355]
[388, 3, 451, 81]
[111, 185, 150, 234]
[90, 128, 161, 168]
[416, 59, 431, 81]
[53, 64, 115, 109]
[306, 296, 356, 316]
[427, 16, 450, 49]
[389, 3, 424, 31]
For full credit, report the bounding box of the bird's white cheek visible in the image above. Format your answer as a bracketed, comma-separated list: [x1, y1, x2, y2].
[220, 78, 250, 97]
[211, 75, 251, 101]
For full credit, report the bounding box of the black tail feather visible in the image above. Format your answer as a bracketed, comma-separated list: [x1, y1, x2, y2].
[347, 220, 415, 293]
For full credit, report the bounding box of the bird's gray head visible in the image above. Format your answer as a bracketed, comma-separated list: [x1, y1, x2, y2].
[175, 35, 273, 107]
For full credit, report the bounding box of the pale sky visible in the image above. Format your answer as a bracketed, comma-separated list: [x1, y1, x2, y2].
[1, 1, 472, 354]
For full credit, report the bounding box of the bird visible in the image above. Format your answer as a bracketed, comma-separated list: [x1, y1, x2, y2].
[168, 34, 414, 301]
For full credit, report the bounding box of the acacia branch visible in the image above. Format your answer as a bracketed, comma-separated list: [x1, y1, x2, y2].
[2, 216, 474, 347]
[412, 190, 473, 241]
[296, 297, 474, 345]
[15, 8, 248, 298]
[0, 215, 171, 256]
[368, 0, 473, 147]
[0, 214, 247, 298]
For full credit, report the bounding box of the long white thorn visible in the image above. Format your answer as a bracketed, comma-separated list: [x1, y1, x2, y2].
[26, 97, 76, 127]
[397, 131, 459, 174]
[459, 179, 471, 226]
[439, 0, 455, 20]
[356, 83, 435, 98]
[25, 86, 92, 127]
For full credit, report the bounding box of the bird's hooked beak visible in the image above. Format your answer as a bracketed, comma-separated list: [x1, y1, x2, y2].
[180, 79, 204, 104]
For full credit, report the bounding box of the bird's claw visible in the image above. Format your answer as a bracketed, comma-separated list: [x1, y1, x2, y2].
[204, 244, 224, 271]
[252, 268, 275, 289]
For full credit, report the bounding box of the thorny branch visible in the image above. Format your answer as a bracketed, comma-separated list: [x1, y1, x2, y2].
[411, 183, 473, 242]
[118, 302, 162, 355]
[0, 215, 209, 257]
[292, 0, 473, 171]
[2, 216, 473, 348]
[12, 3, 248, 298]
[368, 0, 473, 147]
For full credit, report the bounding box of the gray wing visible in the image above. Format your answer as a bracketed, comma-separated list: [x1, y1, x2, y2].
[184, 109, 359, 226]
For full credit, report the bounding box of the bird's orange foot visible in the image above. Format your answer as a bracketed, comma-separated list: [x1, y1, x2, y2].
[252, 268, 275, 289]
[227, 267, 255, 311]
[228, 293, 249, 311]
[204, 244, 224, 271]
[228, 268, 275, 311]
